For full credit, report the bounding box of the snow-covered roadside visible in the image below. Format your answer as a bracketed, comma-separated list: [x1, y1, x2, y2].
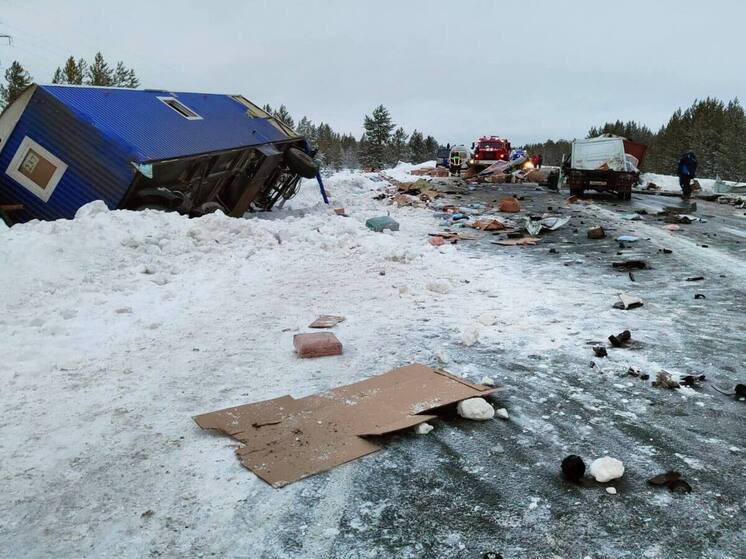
[0, 164, 648, 557]
[640, 172, 745, 193]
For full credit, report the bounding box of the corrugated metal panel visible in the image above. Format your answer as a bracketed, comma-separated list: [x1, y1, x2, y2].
[0, 88, 135, 221]
[41, 85, 291, 163]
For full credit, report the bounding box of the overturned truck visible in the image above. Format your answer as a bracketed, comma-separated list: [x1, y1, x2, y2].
[0, 84, 319, 224]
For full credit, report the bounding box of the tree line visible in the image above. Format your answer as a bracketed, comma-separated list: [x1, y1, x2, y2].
[525, 97, 746, 181]
[0, 53, 139, 108]
[262, 102, 440, 170]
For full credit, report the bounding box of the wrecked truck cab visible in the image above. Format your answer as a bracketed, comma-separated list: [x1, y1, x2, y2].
[0, 85, 318, 223]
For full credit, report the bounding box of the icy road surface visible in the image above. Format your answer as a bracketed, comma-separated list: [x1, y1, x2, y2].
[1, 165, 744, 558]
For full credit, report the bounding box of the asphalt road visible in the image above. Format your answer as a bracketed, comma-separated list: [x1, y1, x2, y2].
[287, 182, 746, 559]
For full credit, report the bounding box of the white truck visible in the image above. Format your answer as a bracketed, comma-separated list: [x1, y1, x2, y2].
[565, 135, 647, 200]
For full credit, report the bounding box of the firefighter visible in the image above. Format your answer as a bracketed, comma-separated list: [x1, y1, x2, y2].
[677, 151, 698, 200]
[449, 151, 462, 176]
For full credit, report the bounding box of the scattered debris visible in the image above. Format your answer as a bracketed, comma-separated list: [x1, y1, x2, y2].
[613, 293, 644, 310]
[334, 208, 348, 216]
[621, 213, 642, 221]
[495, 408, 509, 420]
[308, 315, 345, 329]
[194, 364, 502, 487]
[626, 367, 650, 381]
[694, 293, 706, 300]
[478, 312, 497, 326]
[365, 215, 400, 232]
[616, 235, 639, 243]
[679, 374, 706, 387]
[589, 456, 625, 482]
[587, 226, 606, 239]
[686, 276, 705, 282]
[712, 384, 746, 400]
[470, 219, 506, 231]
[648, 471, 692, 494]
[493, 237, 540, 246]
[414, 422, 434, 435]
[429, 236, 445, 247]
[479, 376, 495, 386]
[498, 197, 521, 213]
[612, 260, 647, 271]
[606, 487, 617, 495]
[293, 332, 343, 358]
[525, 216, 570, 236]
[561, 455, 586, 483]
[663, 224, 681, 231]
[652, 370, 680, 389]
[608, 330, 631, 347]
[457, 397, 495, 421]
[593, 346, 608, 358]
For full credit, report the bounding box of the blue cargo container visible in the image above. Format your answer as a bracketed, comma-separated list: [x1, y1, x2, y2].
[0, 85, 318, 223]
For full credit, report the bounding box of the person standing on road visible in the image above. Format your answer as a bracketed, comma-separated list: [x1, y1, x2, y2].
[537, 154, 543, 169]
[678, 151, 698, 200]
[450, 151, 462, 176]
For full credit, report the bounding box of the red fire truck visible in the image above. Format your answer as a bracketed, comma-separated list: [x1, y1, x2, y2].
[469, 136, 512, 168]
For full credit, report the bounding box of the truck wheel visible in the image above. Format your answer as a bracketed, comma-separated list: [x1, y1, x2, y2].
[285, 147, 318, 179]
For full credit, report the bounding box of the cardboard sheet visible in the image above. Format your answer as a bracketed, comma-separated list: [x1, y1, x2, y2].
[194, 364, 502, 487]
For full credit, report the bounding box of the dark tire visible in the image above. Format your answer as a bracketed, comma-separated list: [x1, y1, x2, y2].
[285, 147, 318, 179]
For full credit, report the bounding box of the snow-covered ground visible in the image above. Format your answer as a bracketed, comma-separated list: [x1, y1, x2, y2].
[640, 172, 745, 193]
[2, 163, 744, 558]
[0, 164, 590, 557]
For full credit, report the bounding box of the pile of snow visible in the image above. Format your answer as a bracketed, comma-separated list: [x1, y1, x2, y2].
[640, 172, 744, 194]
[380, 160, 436, 183]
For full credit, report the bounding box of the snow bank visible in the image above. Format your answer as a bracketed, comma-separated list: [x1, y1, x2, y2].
[640, 172, 744, 194]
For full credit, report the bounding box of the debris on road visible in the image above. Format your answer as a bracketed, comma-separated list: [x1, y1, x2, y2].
[293, 332, 343, 358]
[686, 276, 705, 282]
[648, 471, 692, 493]
[679, 374, 706, 387]
[606, 487, 618, 495]
[498, 197, 521, 213]
[495, 408, 509, 420]
[493, 237, 540, 246]
[587, 226, 606, 239]
[414, 422, 434, 435]
[429, 236, 446, 246]
[194, 364, 502, 487]
[366, 215, 400, 232]
[308, 315, 346, 329]
[470, 219, 506, 231]
[457, 397, 496, 421]
[616, 235, 640, 243]
[608, 329, 632, 347]
[589, 456, 625, 482]
[593, 346, 608, 358]
[652, 370, 680, 389]
[613, 260, 647, 271]
[561, 455, 586, 483]
[694, 293, 706, 299]
[613, 293, 644, 310]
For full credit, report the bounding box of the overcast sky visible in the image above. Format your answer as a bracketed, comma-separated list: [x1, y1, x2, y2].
[0, 0, 743, 146]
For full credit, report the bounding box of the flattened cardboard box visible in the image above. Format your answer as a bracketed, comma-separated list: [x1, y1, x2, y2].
[194, 363, 502, 487]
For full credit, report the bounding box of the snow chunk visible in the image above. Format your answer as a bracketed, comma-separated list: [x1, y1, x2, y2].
[75, 200, 110, 219]
[426, 281, 451, 294]
[606, 487, 617, 495]
[495, 408, 509, 420]
[457, 398, 494, 420]
[460, 324, 480, 346]
[589, 456, 625, 482]
[414, 422, 434, 435]
[479, 376, 495, 386]
[478, 312, 497, 326]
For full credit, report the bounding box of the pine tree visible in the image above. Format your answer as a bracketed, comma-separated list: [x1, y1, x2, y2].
[424, 135, 439, 160]
[0, 61, 33, 108]
[274, 105, 294, 129]
[408, 130, 425, 163]
[86, 52, 114, 86]
[361, 105, 394, 169]
[388, 126, 410, 164]
[261, 104, 274, 116]
[52, 56, 86, 85]
[111, 61, 139, 88]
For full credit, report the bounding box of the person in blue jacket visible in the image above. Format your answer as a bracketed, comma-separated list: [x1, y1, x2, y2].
[678, 151, 698, 200]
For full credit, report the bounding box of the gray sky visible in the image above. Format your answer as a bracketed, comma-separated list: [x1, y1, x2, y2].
[1, 0, 743, 146]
